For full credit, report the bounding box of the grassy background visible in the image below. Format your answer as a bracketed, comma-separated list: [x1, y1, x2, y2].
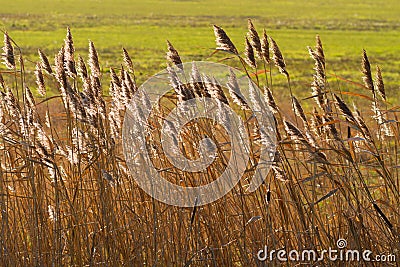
[0, 1, 399, 265]
[1, 0, 399, 94]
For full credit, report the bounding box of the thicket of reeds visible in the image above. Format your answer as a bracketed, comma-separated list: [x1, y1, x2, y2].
[0, 20, 398, 266]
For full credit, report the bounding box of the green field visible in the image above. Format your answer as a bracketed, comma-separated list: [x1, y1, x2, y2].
[1, 0, 399, 95]
[1, 2, 400, 265]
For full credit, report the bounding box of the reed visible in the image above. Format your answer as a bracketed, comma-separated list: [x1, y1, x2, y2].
[0, 22, 398, 266]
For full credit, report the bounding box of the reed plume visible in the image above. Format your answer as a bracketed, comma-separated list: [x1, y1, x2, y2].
[64, 27, 76, 77]
[227, 68, 250, 110]
[308, 46, 325, 84]
[284, 119, 306, 144]
[2, 32, 15, 69]
[0, 73, 4, 89]
[263, 86, 278, 113]
[361, 49, 374, 97]
[292, 96, 307, 126]
[269, 37, 288, 76]
[38, 48, 52, 74]
[204, 75, 228, 105]
[166, 40, 183, 69]
[261, 29, 270, 63]
[190, 62, 209, 97]
[333, 94, 356, 124]
[77, 54, 88, 80]
[55, 46, 68, 90]
[353, 105, 373, 142]
[168, 67, 194, 102]
[35, 62, 46, 96]
[315, 35, 325, 68]
[247, 19, 262, 59]
[375, 65, 385, 101]
[213, 25, 238, 55]
[122, 47, 135, 75]
[110, 68, 122, 88]
[244, 37, 256, 69]
[88, 40, 101, 77]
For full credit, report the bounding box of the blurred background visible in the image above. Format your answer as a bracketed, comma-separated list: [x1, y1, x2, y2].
[1, 0, 399, 96]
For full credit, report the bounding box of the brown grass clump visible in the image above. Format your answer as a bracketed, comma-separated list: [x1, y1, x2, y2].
[0, 23, 399, 266]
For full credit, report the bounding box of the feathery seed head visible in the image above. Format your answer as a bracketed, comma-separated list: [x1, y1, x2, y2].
[122, 47, 135, 75]
[77, 55, 88, 80]
[38, 49, 52, 74]
[204, 75, 229, 105]
[361, 49, 374, 97]
[333, 94, 356, 124]
[166, 40, 183, 70]
[284, 120, 306, 142]
[2, 32, 15, 69]
[35, 62, 46, 96]
[213, 25, 238, 55]
[190, 62, 208, 97]
[25, 86, 36, 111]
[264, 87, 278, 113]
[261, 29, 270, 63]
[64, 27, 76, 77]
[292, 96, 307, 126]
[375, 65, 385, 101]
[244, 37, 257, 69]
[270, 37, 288, 77]
[0, 73, 4, 89]
[247, 19, 262, 59]
[55, 46, 68, 89]
[315, 35, 325, 68]
[88, 40, 101, 78]
[110, 68, 121, 88]
[227, 68, 250, 110]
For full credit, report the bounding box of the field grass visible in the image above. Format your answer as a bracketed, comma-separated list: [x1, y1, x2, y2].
[0, 1, 399, 266]
[1, 0, 400, 90]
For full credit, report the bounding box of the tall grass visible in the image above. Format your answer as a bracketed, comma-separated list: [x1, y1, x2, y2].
[0, 21, 399, 266]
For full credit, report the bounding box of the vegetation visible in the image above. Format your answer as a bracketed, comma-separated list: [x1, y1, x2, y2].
[1, 0, 399, 91]
[0, 1, 399, 265]
[0, 18, 399, 265]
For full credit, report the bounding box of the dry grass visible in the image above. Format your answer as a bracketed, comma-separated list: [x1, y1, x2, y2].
[0, 21, 399, 266]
